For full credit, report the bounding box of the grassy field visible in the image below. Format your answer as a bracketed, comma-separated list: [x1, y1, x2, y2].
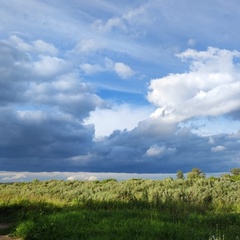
[0, 174, 240, 239]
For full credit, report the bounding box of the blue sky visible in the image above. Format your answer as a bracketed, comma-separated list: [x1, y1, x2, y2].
[0, 0, 240, 181]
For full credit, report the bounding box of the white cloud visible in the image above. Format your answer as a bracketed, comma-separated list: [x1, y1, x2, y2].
[9, 35, 32, 51]
[80, 58, 134, 79]
[148, 47, 240, 122]
[75, 39, 102, 53]
[30, 73, 92, 93]
[211, 145, 227, 152]
[9, 35, 58, 55]
[114, 62, 135, 79]
[66, 176, 75, 181]
[33, 55, 66, 76]
[92, 3, 148, 34]
[123, 5, 147, 21]
[66, 174, 97, 181]
[32, 40, 58, 55]
[146, 145, 165, 157]
[2, 173, 27, 181]
[106, 17, 127, 31]
[93, 17, 127, 32]
[88, 176, 98, 181]
[80, 63, 103, 74]
[145, 145, 176, 157]
[0, 171, 176, 182]
[85, 104, 153, 137]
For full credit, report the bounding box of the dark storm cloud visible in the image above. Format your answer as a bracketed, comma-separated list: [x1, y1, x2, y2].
[0, 37, 101, 171]
[74, 119, 240, 173]
[0, 110, 93, 156]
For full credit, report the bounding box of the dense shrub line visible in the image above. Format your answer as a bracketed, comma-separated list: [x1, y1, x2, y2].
[0, 176, 239, 210]
[0, 173, 239, 239]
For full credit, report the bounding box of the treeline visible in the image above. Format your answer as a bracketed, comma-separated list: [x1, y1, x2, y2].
[0, 168, 239, 211]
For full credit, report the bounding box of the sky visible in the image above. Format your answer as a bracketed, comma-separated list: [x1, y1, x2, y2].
[0, 0, 240, 181]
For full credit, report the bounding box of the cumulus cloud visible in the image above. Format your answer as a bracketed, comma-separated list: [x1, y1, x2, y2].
[85, 104, 153, 137]
[0, 109, 94, 160]
[114, 62, 135, 79]
[1, 2, 240, 176]
[145, 145, 176, 157]
[9, 35, 32, 51]
[0, 37, 239, 174]
[5, 36, 62, 78]
[74, 39, 102, 53]
[80, 58, 135, 79]
[25, 74, 104, 119]
[0, 41, 33, 105]
[9, 35, 58, 55]
[0, 36, 105, 119]
[80, 63, 103, 74]
[32, 40, 58, 55]
[148, 47, 240, 122]
[211, 145, 227, 152]
[0, 36, 104, 171]
[87, 117, 237, 173]
[33, 55, 66, 77]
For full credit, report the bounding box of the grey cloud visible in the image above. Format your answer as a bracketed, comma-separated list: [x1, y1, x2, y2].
[0, 41, 31, 104]
[0, 109, 94, 158]
[1, 107, 239, 173]
[1, 38, 239, 174]
[229, 110, 240, 120]
[25, 76, 105, 120]
[0, 37, 105, 118]
[0, 37, 105, 171]
[83, 118, 240, 173]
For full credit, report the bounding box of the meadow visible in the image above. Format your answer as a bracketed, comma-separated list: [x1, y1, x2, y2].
[0, 170, 240, 240]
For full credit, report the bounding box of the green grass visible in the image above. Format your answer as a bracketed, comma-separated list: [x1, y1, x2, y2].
[0, 178, 239, 239]
[0, 200, 239, 240]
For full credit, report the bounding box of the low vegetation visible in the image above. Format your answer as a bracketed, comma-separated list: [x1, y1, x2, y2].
[0, 168, 240, 239]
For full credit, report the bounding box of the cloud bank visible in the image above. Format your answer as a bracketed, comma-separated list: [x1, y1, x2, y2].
[0, 36, 239, 173]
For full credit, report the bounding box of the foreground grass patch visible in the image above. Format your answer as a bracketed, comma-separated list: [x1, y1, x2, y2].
[2, 202, 238, 240]
[0, 178, 239, 239]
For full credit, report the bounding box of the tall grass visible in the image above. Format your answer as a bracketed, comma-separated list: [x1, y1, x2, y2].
[0, 177, 239, 239]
